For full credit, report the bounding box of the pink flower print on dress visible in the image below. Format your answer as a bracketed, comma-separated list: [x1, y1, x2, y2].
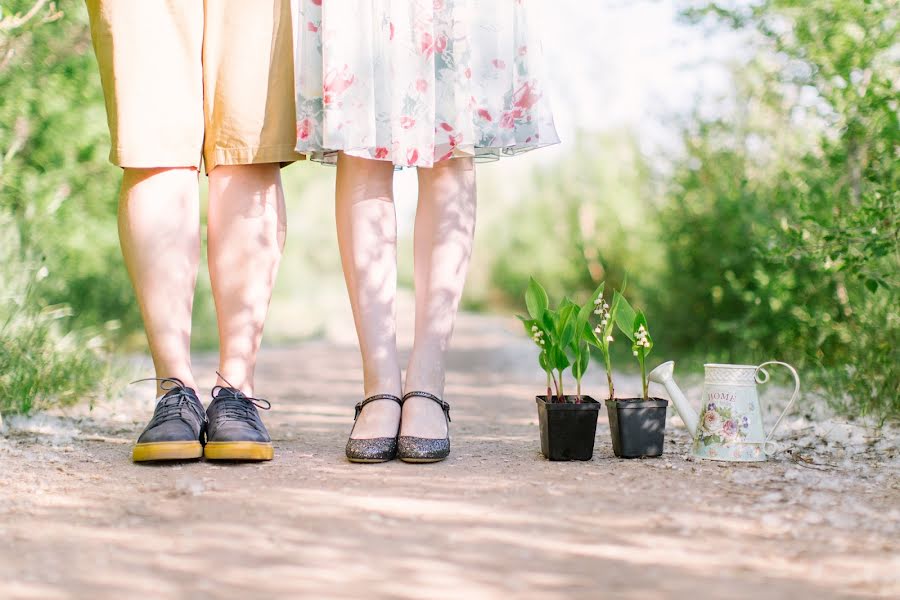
[323, 66, 355, 105]
[307, 21, 318, 33]
[400, 116, 416, 129]
[436, 34, 448, 54]
[374, 147, 389, 159]
[513, 81, 541, 110]
[499, 112, 516, 129]
[439, 122, 454, 132]
[420, 31, 435, 58]
[492, 59, 506, 69]
[406, 147, 419, 164]
[477, 108, 492, 122]
[296, 119, 312, 141]
[416, 79, 428, 93]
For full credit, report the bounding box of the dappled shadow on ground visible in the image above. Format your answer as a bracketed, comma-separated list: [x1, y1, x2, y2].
[1, 312, 897, 599]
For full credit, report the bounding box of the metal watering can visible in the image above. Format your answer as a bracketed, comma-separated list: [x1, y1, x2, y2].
[648, 361, 800, 462]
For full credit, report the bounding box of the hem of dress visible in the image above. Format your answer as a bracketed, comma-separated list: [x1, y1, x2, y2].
[294, 138, 561, 169]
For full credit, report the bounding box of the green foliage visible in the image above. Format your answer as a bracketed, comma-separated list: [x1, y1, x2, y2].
[0, 1, 135, 413]
[519, 277, 603, 402]
[478, 132, 662, 312]
[0, 215, 109, 414]
[0, 1, 140, 340]
[1, 1, 142, 339]
[666, 0, 900, 419]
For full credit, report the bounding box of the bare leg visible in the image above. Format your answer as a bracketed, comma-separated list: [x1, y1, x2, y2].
[207, 164, 287, 397]
[402, 158, 477, 438]
[119, 168, 200, 396]
[335, 153, 402, 439]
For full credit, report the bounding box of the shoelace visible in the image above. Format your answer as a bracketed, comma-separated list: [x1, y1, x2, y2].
[211, 372, 271, 425]
[132, 376, 206, 427]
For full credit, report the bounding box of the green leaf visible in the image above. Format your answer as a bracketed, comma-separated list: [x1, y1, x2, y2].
[538, 352, 549, 372]
[865, 278, 879, 293]
[551, 346, 570, 372]
[559, 296, 576, 311]
[516, 315, 534, 335]
[525, 277, 549, 320]
[583, 319, 602, 348]
[572, 344, 590, 380]
[558, 304, 578, 348]
[541, 310, 556, 339]
[614, 291, 637, 341]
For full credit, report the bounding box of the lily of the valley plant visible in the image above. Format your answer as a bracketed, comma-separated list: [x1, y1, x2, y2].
[614, 295, 655, 400]
[583, 279, 627, 401]
[519, 277, 597, 403]
[520, 277, 630, 403]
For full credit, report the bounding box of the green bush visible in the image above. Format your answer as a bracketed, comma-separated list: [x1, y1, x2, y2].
[0, 1, 136, 413]
[662, 0, 900, 419]
[0, 214, 109, 415]
[1, 1, 143, 340]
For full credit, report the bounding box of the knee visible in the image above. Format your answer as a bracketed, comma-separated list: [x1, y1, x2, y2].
[337, 153, 395, 200]
[418, 158, 476, 194]
[430, 156, 474, 172]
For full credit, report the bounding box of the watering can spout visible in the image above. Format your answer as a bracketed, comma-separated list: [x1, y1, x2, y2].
[648, 361, 699, 437]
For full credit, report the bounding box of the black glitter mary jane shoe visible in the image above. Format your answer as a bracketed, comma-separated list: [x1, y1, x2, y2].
[345, 394, 402, 463]
[397, 391, 451, 464]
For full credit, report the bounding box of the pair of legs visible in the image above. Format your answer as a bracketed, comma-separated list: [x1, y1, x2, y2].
[336, 153, 477, 440]
[119, 164, 286, 398]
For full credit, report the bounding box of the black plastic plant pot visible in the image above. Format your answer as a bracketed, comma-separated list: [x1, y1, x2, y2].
[536, 395, 600, 461]
[605, 398, 669, 458]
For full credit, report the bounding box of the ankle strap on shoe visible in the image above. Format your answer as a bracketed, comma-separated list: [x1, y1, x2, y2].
[401, 391, 451, 422]
[354, 394, 402, 420]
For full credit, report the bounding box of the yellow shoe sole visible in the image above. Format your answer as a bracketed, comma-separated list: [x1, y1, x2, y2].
[204, 441, 274, 461]
[132, 441, 203, 462]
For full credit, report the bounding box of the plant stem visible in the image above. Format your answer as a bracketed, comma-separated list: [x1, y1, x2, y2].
[604, 351, 614, 400]
[639, 349, 648, 400]
[557, 370, 565, 400]
[576, 377, 582, 404]
[552, 370, 560, 401]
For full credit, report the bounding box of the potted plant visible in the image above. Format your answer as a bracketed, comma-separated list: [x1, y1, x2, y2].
[519, 277, 601, 461]
[603, 294, 669, 458]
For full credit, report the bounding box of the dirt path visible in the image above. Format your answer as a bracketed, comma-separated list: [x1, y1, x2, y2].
[1, 309, 898, 599]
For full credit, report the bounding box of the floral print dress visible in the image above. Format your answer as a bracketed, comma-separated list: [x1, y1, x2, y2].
[292, 0, 560, 168]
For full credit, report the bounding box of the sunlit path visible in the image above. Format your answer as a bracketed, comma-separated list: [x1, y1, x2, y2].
[1, 308, 897, 599]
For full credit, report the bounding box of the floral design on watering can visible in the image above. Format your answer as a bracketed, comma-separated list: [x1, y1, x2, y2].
[649, 361, 800, 462]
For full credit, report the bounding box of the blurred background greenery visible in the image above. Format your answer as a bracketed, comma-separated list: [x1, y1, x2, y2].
[1, 0, 897, 419]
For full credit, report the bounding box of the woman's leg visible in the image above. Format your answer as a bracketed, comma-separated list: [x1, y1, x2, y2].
[335, 153, 403, 439]
[207, 163, 287, 396]
[119, 167, 201, 396]
[402, 157, 477, 438]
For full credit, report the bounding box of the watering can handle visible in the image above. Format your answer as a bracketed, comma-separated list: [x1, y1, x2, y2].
[756, 361, 800, 455]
